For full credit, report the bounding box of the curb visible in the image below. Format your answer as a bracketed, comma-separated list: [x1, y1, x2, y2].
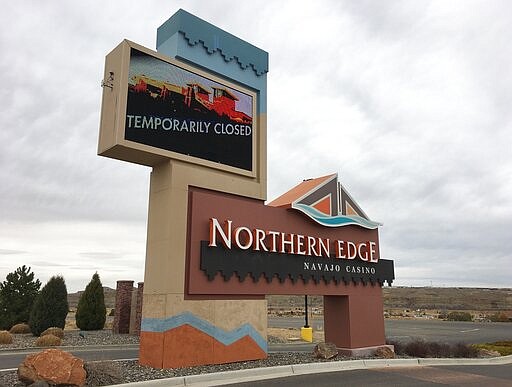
[108, 354, 512, 386]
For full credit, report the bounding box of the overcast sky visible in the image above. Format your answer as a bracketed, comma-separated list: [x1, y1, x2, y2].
[1, 1, 511, 292]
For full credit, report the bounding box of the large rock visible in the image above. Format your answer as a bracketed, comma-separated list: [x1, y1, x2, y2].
[18, 349, 86, 386]
[313, 342, 339, 359]
[27, 381, 49, 387]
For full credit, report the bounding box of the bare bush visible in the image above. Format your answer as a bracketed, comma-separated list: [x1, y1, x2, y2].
[387, 340, 404, 355]
[404, 340, 430, 357]
[391, 339, 479, 358]
[425, 342, 451, 358]
[453, 342, 479, 358]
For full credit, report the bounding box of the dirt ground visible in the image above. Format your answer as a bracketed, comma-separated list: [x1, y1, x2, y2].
[268, 327, 324, 342]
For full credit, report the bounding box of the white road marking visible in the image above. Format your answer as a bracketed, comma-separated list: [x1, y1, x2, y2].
[460, 328, 480, 333]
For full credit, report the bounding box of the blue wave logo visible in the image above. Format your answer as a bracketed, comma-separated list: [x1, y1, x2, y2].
[293, 203, 381, 229]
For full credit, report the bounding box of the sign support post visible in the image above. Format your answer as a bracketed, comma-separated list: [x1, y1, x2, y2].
[301, 295, 313, 342]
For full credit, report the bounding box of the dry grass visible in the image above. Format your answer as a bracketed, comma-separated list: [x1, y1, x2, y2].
[35, 334, 62, 347]
[267, 327, 325, 342]
[382, 287, 512, 311]
[9, 323, 31, 334]
[41, 327, 64, 339]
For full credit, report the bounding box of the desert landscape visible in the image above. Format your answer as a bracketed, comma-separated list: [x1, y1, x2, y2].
[64, 286, 512, 332]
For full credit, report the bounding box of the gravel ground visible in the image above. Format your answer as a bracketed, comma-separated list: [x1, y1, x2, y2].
[0, 331, 354, 386]
[0, 330, 139, 350]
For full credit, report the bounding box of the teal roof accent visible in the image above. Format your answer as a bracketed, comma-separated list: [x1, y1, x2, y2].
[157, 9, 268, 76]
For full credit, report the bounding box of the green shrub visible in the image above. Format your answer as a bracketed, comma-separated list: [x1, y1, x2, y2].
[0, 330, 13, 344]
[76, 273, 107, 331]
[35, 334, 61, 347]
[29, 276, 68, 336]
[446, 311, 472, 321]
[0, 266, 41, 330]
[41, 327, 64, 339]
[9, 323, 31, 334]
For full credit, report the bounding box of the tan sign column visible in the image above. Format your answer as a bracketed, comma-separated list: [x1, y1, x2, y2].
[140, 161, 268, 367]
[98, 10, 269, 368]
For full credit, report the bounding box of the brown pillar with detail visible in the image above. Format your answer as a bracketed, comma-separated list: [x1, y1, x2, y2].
[134, 282, 144, 336]
[113, 280, 134, 334]
[324, 286, 388, 356]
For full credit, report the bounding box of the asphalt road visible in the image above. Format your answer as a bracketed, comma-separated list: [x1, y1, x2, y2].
[385, 319, 512, 344]
[269, 317, 512, 344]
[1, 319, 510, 369]
[230, 364, 512, 386]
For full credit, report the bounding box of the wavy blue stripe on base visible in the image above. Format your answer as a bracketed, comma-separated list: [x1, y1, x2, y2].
[141, 312, 267, 352]
[293, 203, 381, 229]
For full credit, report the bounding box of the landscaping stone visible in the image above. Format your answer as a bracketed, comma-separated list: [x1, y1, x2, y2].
[313, 342, 339, 359]
[478, 349, 501, 358]
[84, 361, 124, 386]
[18, 349, 86, 386]
[28, 381, 49, 387]
[374, 346, 395, 359]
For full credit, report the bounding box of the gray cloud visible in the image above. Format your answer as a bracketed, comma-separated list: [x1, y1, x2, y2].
[1, 0, 511, 291]
[0, 249, 26, 255]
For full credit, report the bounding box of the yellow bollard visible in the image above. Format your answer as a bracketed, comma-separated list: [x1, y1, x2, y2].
[300, 326, 313, 342]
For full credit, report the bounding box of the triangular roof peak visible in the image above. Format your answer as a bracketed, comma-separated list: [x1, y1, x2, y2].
[268, 173, 381, 229]
[268, 173, 336, 208]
